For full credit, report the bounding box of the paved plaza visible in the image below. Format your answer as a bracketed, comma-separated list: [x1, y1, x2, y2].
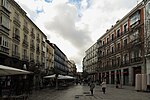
[27, 84, 150, 100]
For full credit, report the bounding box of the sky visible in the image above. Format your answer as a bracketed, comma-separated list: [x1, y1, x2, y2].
[14, 0, 142, 72]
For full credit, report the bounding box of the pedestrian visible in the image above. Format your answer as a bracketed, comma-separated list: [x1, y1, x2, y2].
[89, 81, 95, 95]
[101, 80, 106, 94]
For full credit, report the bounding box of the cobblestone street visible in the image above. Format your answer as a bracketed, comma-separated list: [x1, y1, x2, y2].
[27, 84, 150, 100]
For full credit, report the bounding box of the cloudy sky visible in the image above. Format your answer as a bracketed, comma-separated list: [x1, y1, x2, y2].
[14, 0, 142, 72]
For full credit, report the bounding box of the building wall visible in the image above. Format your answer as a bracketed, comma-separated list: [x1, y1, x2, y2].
[0, 0, 48, 71]
[83, 2, 147, 85]
[53, 43, 69, 75]
[45, 40, 54, 75]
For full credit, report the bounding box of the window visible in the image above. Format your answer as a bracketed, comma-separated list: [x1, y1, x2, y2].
[112, 34, 114, 41]
[14, 27, 20, 36]
[23, 49, 27, 56]
[107, 61, 109, 66]
[31, 28, 34, 33]
[117, 57, 120, 66]
[1, 36, 9, 47]
[117, 29, 120, 37]
[124, 24, 128, 33]
[2, 0, 10, 10]
[37, 55, 39, 62]
[117, 43, 120, 49]
[24, 34, 27, 40]
[103, 41, 105, 45]
[1, 14, 10, 29]
[124, 54, 128, 63]
[0, 37, 1, 45]
[124, 39, 127, 47]
[130, 11, 140, 26]
[134, 50, 139, 58]
[146, 2, 150, 16]
[24, 20, 28, 27]
[13, 44, 18, 54]
[112, 59, 114, 66]
[14, 12, 20, 21]
[130, 30, 139, 41]
[111, 47, 114, 53]
[103, 52, 105, 56]
[30, 53, 34, 60]
[107, 38, 109, 43]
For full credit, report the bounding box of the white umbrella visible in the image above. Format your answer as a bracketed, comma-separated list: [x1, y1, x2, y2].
[43, 74, 75, 79]
[43, 74, 56, 78]
[0, 64, 32, 76]
[58, 75, 75, 79]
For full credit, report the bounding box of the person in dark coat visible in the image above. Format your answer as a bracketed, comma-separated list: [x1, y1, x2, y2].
[89, 81, 95, 95]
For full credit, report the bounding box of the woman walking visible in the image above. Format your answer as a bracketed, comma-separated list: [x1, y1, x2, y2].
[101, 80, 106, 94]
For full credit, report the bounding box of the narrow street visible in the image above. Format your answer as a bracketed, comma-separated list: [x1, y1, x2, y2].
[27, 84, 150, 100]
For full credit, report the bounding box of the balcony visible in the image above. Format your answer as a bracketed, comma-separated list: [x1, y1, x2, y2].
[131, 57, 142, 63]
[13, 35, 20, 42]
[36, 47, 40, 54]
[31, 32, 35, 39]
[22, 40, 28, 48]
[0, 46, 9, 54]
[130, 38, 141, 46]
[121, 60, 129, 67]
[36, 37, 40, 43]
[22, 55, 29, 61]
[13, 17, 21, 27]
[12, 51, 20, 59]
[30, 44, 35, 51]
[23, 25, 29, 33]
[0, 24, 10, 34]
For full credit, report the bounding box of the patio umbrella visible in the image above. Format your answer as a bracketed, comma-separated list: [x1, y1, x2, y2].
[43, 74, 56, 78]
[0, 64, 33, 76]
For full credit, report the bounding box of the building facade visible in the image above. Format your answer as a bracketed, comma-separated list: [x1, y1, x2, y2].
[144, 0, 150, 86]
[45, 40, 54, 75]
[83, 1, 150, 86]
[83, 43, 98, 81]
[67, 60, 77, 76]
[52, 43, 69, 75]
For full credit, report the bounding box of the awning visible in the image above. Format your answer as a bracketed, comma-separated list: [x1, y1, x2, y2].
[43, 74, 75, 79]
[0, 64, 33, 76]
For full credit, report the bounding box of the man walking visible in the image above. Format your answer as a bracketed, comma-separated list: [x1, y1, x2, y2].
[90, 81, 95, 95]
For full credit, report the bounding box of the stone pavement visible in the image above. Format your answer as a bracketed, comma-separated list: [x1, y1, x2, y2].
[27, 84, 150, 100]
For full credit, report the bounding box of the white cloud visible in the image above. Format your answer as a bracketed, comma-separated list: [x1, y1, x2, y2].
[14, 0, 142, 72]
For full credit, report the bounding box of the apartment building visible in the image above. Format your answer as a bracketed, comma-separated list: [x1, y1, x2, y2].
[0, 0, 52, 89]
[83, 1, 150, 86]
[0, 0, 47, 71]
[97, 2, 145, 86]
[83, 43, 98, 81]
[67, 60, 77, 76]
[52, 43, 69, 75]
